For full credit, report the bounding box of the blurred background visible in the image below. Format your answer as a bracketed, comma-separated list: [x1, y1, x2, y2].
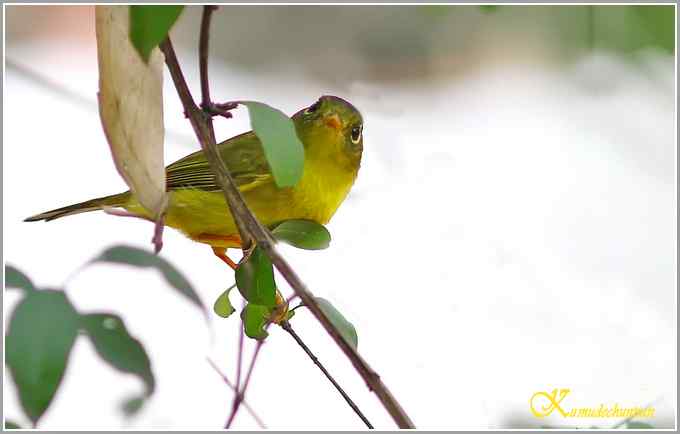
[3, 4, 676, 429]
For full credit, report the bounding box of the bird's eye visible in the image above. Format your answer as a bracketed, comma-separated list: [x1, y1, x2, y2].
[351, 124, 362, 144]
[305, 100, 321, 115]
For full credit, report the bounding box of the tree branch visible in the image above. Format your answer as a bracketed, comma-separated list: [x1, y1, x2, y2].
[280, 321, 373, 429]
[160, 7, 414, 428]
[158, 38, 255, 251]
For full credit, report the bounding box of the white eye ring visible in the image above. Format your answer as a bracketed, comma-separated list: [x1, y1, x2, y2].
[351, 125, 362, 144]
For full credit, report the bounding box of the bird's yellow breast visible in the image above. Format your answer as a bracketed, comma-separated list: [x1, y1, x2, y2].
[124, 155, 358, 247]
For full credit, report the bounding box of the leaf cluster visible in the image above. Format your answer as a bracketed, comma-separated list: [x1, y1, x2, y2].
[213, 219, 358, 350]
[4, 246, 206, 426]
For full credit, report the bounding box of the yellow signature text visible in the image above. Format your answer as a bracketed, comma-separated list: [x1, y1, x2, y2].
[530, 389, 655, 419]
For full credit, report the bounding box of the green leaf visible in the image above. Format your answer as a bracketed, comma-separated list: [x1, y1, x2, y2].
[272, 220, 331, 250]
[120, 395, 146, 418]
[80, 313, 154, 396]
[626, 421, 654, 429]
[235, 246, 276, 307]
[316, 297, 358, 350]
[242, 101, 305, 188]
[6, 290, 79, 423]
[5, 421, 22, 429]
[214, 284, 237, 318]
[91, 245, 207, 319]
[129, 5, 184, 62]
[5, 265, 35, 292]
[240, 304, 270, 340]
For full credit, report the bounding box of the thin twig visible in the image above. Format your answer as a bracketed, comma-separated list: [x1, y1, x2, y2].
[6, 59, 194, 147]
[206, 358, 266, 429]
[288, 302, 305, 313]
[101, 207, 152, 221]
[224, 310, 246, 428]
[235, 315, 245, 390]
[237, 329, 267, 402]
[225, 324, 269, 428]
[159, 10, 414, 428]
[152, 213, 165, 254]
[199, 5, 218, 143]
[280, 321, 373, 429]
[267, 251, 414, 428]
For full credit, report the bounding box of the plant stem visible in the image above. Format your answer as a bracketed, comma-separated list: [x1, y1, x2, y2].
[160, 7, 414, 428]
[235, 312, 245, 389]
[206, 358, 266, 428]
[280, 321, 374, 429]
[225, 309, 246, 428]
[199, 5, 218, 143]
[225, 325, 268, 428]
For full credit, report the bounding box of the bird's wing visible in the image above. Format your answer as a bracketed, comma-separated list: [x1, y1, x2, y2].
[165, 131, 273, 192]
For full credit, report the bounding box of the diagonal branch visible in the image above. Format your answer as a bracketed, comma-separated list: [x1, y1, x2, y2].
[280, 321, 373, 429]
[159, 7, 414, 428]
[6, 59, 194, 147]
[158, 38, 255, 251]
[266, 251, 414, 428]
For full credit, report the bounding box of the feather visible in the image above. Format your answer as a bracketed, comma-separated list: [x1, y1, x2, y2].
[165, 131, 273, 193]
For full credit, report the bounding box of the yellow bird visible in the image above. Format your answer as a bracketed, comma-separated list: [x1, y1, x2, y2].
[26, 96, 363, 269]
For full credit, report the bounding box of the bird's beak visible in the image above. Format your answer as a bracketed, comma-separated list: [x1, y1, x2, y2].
[324, 113, 342, 131]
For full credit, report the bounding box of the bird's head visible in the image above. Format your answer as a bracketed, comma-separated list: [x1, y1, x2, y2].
[292, 95, 364, 169]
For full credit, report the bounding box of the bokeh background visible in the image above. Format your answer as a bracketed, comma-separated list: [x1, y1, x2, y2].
[3, 4, 676, 429]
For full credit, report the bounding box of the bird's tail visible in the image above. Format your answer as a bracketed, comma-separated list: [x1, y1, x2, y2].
[24, 192, 129, 222]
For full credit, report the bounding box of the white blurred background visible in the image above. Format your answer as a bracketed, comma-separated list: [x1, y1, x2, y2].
[3, 5, 676, 429]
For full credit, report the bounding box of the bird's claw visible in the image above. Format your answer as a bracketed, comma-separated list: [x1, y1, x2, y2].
[202, 101, 238, 120]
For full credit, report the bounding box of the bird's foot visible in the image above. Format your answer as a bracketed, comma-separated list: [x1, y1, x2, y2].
[202, 101, 238, 120]
[212, 247, 239, 270]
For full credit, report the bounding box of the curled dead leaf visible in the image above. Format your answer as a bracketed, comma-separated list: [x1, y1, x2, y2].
[95, 5, 167, 218]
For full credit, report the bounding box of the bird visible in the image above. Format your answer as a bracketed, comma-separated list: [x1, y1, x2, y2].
[25, 95, 364, 269]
